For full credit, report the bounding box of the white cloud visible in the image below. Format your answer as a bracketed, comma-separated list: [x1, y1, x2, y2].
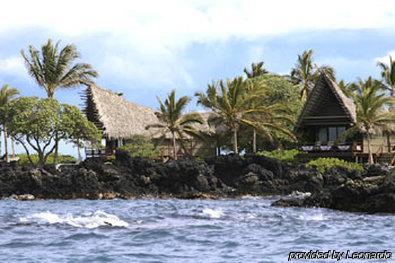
[2, 0, 395, 42]
[0, 56, 26, 77]
[2, 0, 395, 89]
[375, 50, 395, 65]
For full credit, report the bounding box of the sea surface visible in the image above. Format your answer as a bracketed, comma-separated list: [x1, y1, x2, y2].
[0, 197, 393, 262]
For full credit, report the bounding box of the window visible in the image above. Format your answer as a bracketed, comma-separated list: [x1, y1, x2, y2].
[316, 126, 346, 143]
[318, 128, 327, 142]
[337, 127, 346, 143]
[328, 127, 337, 142]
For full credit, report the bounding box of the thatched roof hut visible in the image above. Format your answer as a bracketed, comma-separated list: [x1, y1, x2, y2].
[296, 72, 356, 129]
[84, 85, 159, 139]
[83, 85, 214, 140]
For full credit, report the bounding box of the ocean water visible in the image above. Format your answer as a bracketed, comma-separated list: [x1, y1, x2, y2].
[0, 197, 393, 262]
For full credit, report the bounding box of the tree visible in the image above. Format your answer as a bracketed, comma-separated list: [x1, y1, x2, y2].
[1, 97, 101, 167]
[338, 80, 357, 98]
[0, 85, 19, 162]
[146, 90, 203, 160]
[346, 77, 395, 164]
[377, 55, 395, 109]
[196, 77, 295, 154]
[244, 61, 268, 153]
[21, 39, 98, 163]
[241, 74, 302, 153]
[244, 62, 268, 78]
[290, 49, 335, 99]
[21, 39, 98, 98]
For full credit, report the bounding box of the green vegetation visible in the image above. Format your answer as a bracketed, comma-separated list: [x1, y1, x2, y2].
[1, 97, 101, 167]
[21, 39, 98, 98]
[196, 76, 295, 154]
[306, 158, 364, 173]
[147, 90, 203, 160]
[257, 149, 300, 162]
[290, 49, 335, 99]
[0, 84, 19, 162]
[119, 135, 159, 159]
[341, 77, 395, 164]
[21, 39, 98, 164]
[377, 55, 395, 98]
[17, 154, 76, 166]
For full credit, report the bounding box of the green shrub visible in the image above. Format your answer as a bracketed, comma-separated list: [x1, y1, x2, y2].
[306, 158, 363, 173]
[17, 154, 77, 166]
[119, 135, 159, 159]
[257, 149, 300, 162]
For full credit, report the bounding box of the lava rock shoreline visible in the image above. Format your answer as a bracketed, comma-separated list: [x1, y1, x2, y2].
[0, 151, 394, 214]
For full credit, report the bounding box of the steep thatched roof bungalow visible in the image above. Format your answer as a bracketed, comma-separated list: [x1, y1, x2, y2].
[296, 73, 395, 163]
[83, 85, 216, 158]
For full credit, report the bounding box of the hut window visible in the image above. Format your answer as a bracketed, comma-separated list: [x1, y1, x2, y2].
[318, 128, 327, 142]
[337, 127, 346, 142]
[328, 127, 337, 142]
[317, 126, 346, 143]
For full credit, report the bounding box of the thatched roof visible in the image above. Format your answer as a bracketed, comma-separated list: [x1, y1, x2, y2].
[85, 85, 159, 139]
[84, 85, 214, 140]
[296, 72, 356, 128]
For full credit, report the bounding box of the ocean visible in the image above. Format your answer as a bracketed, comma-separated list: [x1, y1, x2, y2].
[0, 197, 393, 262]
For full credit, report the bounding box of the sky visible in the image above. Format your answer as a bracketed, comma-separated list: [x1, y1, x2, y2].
[1, 0, 395, 156]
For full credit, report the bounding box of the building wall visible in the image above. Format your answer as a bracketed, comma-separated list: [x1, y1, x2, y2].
[362, 134, 395, 154]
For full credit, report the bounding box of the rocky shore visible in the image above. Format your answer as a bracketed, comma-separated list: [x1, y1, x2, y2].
[0, 150, 394, 214]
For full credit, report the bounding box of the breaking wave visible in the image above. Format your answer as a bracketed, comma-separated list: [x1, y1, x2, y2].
[201, 208, 224, 219]
[19, 211, 129, 228]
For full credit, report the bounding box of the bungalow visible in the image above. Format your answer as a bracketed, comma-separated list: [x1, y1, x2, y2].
[296, 73, 395, 163]
[82, 85, 217, 159]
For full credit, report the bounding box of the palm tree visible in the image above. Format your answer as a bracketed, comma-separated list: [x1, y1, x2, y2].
[21, 39, 98, 163]
[347, 77, 395, 164]
[290, 49, 335, 99]
[244, 62, 268, 153]
[21, 39, 98, 98]
[338, 80, 357, 98]
[0, 85, 19, 162]
[146, 90, 203, 160]
[196, 77, 295, 154]
[244, 62, 268, 78]
[377, 55, 395, 109]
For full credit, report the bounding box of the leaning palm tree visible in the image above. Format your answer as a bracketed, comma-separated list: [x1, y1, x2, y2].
[196, 77, 295, 154]
[377, 55, 395, 109]
[290, 49, 335, 99]
[146, 90, 203, 160]
[21, 39, 98, 163]
[0, 85, 19, 162]
[345, 77, 395, 164]
[21, 39, 98, 98]
[244, 62, 268, 153]
[244, 62, 268, 78]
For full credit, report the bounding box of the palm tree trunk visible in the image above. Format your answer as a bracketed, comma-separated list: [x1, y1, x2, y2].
[367, 134, 374, 164]
[172, 132, 177, 160]
[252, 129, 257, 154]
[11, 138, 15, 157]
[233, 128, 238, 154]
[77, 139, 82, 162]
[3, 127, 8, 162]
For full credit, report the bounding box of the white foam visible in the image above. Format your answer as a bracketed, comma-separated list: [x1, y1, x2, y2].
[289, 191, 312, 198]
[202, 208, 224, 219]
[19, 211, 129, 228]
[298, 213, 325, 221]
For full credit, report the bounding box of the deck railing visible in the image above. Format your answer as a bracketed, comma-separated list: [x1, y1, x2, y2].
[85, 148, 107, 158]
[300, 143, 363, 153]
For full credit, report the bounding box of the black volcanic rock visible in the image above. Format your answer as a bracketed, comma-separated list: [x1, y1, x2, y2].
[0, 153, 393, 213]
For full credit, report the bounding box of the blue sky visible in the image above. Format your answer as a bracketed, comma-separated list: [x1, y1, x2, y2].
[1, 0, 395, 156]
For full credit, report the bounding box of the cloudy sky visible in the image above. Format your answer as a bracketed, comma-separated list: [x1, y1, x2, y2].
[1, 0, 395, 155]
